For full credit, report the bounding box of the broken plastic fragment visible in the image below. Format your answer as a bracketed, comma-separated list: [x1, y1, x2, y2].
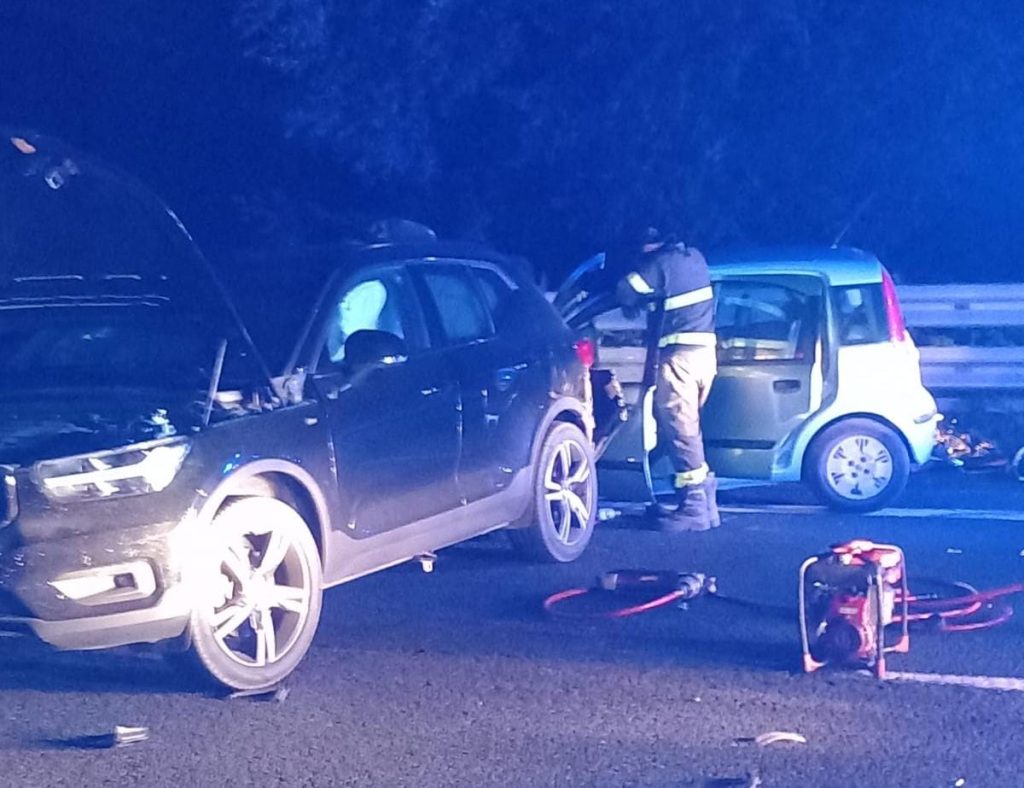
[228, 684, 289, 703]
[10, 136, 36, 154]
[53, 725, 150, 749]
[113, 726, 150, 746]
[753, 731, 807, 747]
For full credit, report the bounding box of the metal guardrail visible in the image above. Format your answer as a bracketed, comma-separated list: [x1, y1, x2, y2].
[899, 284, 1024, 391]
[899, 283, 1024, 329]
[563, 283, 1023, 392]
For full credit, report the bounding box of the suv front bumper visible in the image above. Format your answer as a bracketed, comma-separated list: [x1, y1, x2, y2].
[0, 518, 192, 650]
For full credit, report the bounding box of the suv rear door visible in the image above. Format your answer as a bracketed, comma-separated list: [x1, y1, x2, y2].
[412, 261, 550, 506]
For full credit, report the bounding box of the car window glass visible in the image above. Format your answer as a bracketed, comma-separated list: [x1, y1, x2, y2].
[322, 270, 411, 367]
[714, 280, 816, 363]
[471, 266, 519, 331]
[833, 284, 888, 345]
[421, 267, 493, 344]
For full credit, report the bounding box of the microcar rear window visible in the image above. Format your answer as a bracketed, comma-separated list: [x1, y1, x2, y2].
[832, 284, 889, 346]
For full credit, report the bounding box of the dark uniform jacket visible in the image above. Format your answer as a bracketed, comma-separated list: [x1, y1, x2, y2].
[616, 243, 716, 349]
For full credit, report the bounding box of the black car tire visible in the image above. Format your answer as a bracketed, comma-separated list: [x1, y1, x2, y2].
[187, 496, 323, 691]
[805, 418, 910, 512]
[509, 421, 597, 562]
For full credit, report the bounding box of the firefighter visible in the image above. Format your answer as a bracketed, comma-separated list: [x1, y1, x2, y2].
[615, 227, 719, 531]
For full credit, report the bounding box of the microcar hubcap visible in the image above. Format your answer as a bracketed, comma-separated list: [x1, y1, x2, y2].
[825, 435, 892, 500]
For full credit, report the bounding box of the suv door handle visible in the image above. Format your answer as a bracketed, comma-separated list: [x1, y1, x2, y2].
[773, 379, 801, 393]
[495, 367, 519, 392]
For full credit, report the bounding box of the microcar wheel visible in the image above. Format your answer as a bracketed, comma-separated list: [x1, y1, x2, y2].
[188, 497, 322, 691]
[805, 419, 910, 512]
[509, 422, 597, 562]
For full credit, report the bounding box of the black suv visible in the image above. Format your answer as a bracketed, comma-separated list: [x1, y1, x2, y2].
[0, 132, 600, 690]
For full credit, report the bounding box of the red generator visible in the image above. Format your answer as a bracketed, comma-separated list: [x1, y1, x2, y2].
[798, 540, 910, 678]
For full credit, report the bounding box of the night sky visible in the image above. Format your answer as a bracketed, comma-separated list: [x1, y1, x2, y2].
[2, 0, 1022, 283]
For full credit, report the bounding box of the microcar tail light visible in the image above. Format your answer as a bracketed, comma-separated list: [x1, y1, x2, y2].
[574, 338, 596, 368]
[880, 268, 907, 343]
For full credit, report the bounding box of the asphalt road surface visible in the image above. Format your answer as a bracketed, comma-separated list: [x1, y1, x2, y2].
[3, 467, 1024, 787]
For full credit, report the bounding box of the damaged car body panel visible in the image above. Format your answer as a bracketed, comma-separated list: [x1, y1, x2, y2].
[0, 131, 598, 688]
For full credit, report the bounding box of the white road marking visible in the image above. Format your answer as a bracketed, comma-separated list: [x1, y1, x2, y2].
[718, 504, 1024, 522]
[871, 507, 1024, 522]
[887, 671, 1024, 693]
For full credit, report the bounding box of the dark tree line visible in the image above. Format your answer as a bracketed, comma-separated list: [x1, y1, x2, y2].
[3, 1, 1024, 281]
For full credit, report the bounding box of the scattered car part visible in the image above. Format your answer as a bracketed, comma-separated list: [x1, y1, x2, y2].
[753, 731, 807, 747]
[54, 725, 150, 750]
[415, 553, 437, 573]
[933, 418, 1008, 471]
[228, 683, 290, 703]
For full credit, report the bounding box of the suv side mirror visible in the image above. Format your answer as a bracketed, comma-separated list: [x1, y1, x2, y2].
[344, 330, 407, 369]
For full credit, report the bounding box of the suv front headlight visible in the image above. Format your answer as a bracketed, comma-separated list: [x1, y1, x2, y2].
[34, 438, 191, 501]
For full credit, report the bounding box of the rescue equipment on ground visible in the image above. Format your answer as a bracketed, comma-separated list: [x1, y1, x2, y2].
[544, 538, 1024, 677]
[799, 539, 1024, 678]
[798, 540, 909, 678]
[542, 570, 716, 620]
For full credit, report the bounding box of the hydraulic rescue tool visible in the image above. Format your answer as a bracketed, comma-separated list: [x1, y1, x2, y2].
[798, 540, 909, 678]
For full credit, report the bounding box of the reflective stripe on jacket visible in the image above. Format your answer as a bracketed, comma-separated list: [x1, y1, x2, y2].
[618, 244, 716, 348]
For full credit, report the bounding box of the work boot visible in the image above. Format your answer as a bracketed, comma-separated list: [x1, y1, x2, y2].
[655, 485, 712, 532]
[705, 472, 720, 528]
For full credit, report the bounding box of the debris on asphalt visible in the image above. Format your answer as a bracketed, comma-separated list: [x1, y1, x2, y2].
[705, 771, 762, 788]
[933, 420, 1007, 471]
[597, 507, 622, 522]
[1013, 447, 1024, 481]
[953, 779, 966, 787]
[51, 725, 150, 750]
[749, 731, 807, 747]
[946, 548, 964, 555]
[112, 725, 150, 747]
[227, 684, 290, 703]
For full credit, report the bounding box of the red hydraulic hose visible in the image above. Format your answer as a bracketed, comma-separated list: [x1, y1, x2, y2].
[894, 582, 1024, 633]
[544, 574, 1024, 633]
[542, 586, 688, 620]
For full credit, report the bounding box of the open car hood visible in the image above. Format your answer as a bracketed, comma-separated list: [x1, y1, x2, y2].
[0, 129, 271, 377]
[0, 130, 276, 446]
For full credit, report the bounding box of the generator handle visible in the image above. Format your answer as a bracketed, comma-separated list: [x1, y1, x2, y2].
[798, 554, 826, 673]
